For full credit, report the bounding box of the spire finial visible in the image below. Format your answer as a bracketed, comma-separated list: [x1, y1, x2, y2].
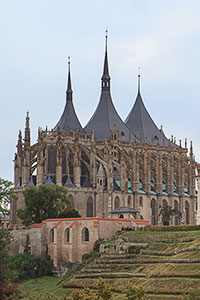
[66, 56, 72, 101]
[105, 29, 108, 50]
[138, 67, 141, 94]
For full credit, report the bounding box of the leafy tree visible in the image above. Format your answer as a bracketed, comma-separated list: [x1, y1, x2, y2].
[65, 278, 112, 300]
[159, 204, 181, 226]
[0, 229, 20, 299]
[58, 206, 81, 218]
[17, 185, 71, 226]
[124, 282, 148, 300]
[0, 228, 12, 282]
[9, 253, 53, 282]
[96, 277, 112, 300]
[0, 177, 15, 215]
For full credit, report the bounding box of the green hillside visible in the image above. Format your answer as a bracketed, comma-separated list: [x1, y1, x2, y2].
[62, 229, 200, 299]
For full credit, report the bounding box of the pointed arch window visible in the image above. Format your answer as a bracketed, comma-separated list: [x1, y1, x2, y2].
[49, 228, 54, 243]
[87, 197, 93, 217]
[127, 195, 131, 207]
[114, 196, 120, 209]
[139, 196, 143, 207]
[65, 228, 70, 243]
[82, 227, 89, 242]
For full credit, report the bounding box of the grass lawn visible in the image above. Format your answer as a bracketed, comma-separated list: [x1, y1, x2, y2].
[19, 276, 72, 299]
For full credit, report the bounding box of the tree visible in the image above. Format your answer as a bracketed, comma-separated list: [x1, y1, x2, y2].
[0, 228, 11, 282]
[124, 282, 148, 300]
[65, 278, 112, 300]
[159, 204, 181, 225]
[0, 229, 20, 299]
[17, 185, 71, 226]
[58, 206, 81, 218]
[0, 177, 15, 215]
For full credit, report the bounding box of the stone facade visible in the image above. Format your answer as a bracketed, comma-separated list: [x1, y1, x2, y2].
[11, 123, 197, 227]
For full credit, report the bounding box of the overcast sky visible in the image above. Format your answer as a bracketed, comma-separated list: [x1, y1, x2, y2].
[1, 0, 200, 182]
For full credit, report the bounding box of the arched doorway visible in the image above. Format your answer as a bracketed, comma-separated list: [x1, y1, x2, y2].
[87, 197, 93, 217]
[151, 198, 157, 225]
[185, 201, 190, 225]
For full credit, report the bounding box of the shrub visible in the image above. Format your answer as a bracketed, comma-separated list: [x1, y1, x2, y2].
[93, 239, 104, 252]
[9, 253, 53, 282]
[183, 288, 200, 299]
[0, 280, 20, 300]
[82, 251, 99, 262]
[124, 282, 148, 300]
[128, 245, 140, 254]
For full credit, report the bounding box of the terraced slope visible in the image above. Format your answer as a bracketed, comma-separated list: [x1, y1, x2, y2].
[63, 230, 200, 300]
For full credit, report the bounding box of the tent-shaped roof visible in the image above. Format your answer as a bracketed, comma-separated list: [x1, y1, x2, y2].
[45, 176, 55, 185]
[54, 59, 84, 132]
[63, 175, 75, 187]
[84, 38, 137, 142]
[125, 75, 171, 146]
[82, 176, 93, 188]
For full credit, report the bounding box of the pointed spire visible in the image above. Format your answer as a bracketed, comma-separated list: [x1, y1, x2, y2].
[17, 130, 22, 154]
[24, 112, 30, 149]
[101, 30, 110, 91]
[66, 57, 73, 102]
[190, 141, 193, 156]
[138, 67, 141, 94]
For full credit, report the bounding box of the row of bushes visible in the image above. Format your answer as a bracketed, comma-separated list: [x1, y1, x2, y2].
[9, 253, 53, 282]
[144, 224, 200, 232]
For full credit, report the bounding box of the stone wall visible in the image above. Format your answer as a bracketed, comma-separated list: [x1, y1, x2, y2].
[10, 217, 136, 264]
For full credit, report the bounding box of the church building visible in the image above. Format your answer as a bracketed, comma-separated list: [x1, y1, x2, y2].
[11, 36, 197, 228]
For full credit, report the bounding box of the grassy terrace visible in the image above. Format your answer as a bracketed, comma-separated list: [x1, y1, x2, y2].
[63, 229, 200, 299]
[19, 229, 200, 299]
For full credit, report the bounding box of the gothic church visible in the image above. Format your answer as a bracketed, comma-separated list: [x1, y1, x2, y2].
[11, 37, 197, 227]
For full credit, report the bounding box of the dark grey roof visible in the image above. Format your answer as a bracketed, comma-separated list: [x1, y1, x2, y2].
[64, 175, 75, 187]
[14, 177, 21, 188]
[26, 176, 35, 187]
[113, 178, 121, 191]
[54, 62, 84, 132]
[82, 176, 93, 188]
[45, 176, 55, 185]
[84, 45, 137, 142]
[110, 206, 138, 213]
[125, 76, 172, 146]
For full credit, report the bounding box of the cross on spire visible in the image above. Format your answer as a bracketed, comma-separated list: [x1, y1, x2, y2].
[66, 56, 72, 101]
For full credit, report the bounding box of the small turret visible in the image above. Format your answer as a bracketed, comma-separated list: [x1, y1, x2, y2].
[24, 112, 30, 150]
[17, 130, 23, 154]
[96, 164, 105, 190]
